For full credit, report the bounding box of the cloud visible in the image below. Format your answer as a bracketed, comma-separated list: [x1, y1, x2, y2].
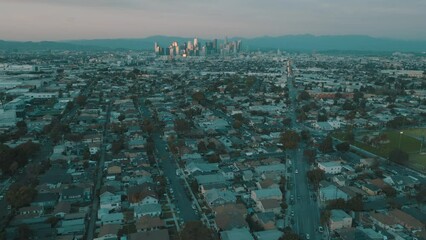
[0, 0, 426, 40]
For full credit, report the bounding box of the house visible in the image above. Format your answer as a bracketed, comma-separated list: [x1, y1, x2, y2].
[318, 161, 342, 174]
[53, 202, 71, 218]
[388, 209, 424, 231]
[57, 213, 86, 235]
[107, 165, 122, 175]
[221, 228, 254, 240]
[242, 170, 254, 182]
[128, 229, 170, 240]
[134, 203, 162, 219]
[19, 206, 43, 216]
[329, 209, 352, 231]
[253, 230, 283, 240]
[361, 183, 381, 196]
[319, 184, 350, 202]
[39, 167, 72, 189]
[60, 187, 85, 203]
[221, 166, 235, 180]
[100, 212, 124, 225]
[127, 184, 158, 207]
[254, 164, 286, 175]
[383, 175, 419, 192]
[185, 162, 219, 175]
[253, 212, 276, 230]
[257, 199, 281, 214]
[96, 224, 121, 240]
[100, 191, 121, 211]
[135, 216, 165, 232]
[195, 174, 227, 193]
[204, 189, 236, 207]
[251, 188, 282, 201]
[214, 204, 248, 231]
[31, 192, 59, 208]
[369, 212, 398, 230]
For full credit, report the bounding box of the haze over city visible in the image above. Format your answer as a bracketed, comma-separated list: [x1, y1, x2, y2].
[0, 1, 426, 240]
[1, 0, 426, 41]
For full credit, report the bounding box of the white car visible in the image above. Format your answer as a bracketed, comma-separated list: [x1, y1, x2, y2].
[295, 169, 298, 174]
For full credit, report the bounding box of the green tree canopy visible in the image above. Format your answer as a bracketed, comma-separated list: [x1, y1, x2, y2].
[180, 221, 216, 240]
[280, 130, 301, 149]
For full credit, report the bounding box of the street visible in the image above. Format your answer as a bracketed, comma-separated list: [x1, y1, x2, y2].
[86, 102, 111, 240]
[286, 61, 322, 239]
[138, 99, 198, 223]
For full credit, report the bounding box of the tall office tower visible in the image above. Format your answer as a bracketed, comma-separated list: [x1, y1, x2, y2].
[224, 36, 228, 45]
[236, 40, 242, 52]
[187, 41, 194, 51]
[213, 39, 218, 52]
[193, 37, 198, 49]
[154, 42, 158, 52]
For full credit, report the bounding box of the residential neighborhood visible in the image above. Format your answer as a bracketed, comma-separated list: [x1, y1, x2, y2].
[0, 48, 425, 240]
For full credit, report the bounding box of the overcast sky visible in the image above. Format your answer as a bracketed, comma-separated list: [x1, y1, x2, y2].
[1, 0, 425, 41]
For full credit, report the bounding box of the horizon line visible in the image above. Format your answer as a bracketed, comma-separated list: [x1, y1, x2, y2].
[2, 34, 426, 43]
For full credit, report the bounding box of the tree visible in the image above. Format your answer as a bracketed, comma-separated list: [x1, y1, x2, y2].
[192, 91, 206, 103]
[233, 120, 243, 129]
[307, 169, 325, 189]
[180, 221, 216, 240]
[197, 141, 207, 153]
[175, 119, 191, 132]
[75, 95, 87, 106]
[118, 114, 126, 122]
[279, 227, 300, 240]
[6, 183, 37, 209]
[320, 210, 331, 226]
[16, 120, 27, 136]
[246, 214, 264, 232]
[347, 196, 364, 211]
[17, 224, 33, 240]
[336, 142, 350, 152]
[319, 136, 334, 153]
[383, 185, 397, 197]
[208, 154, 220, 163]
[112, 138, 125, 155]
[303, 149, 316, 163]
[389, 149, 409, 164]
[142, 119, 154, 134]
[280, 130, 300, 149]
[298, 90, 311, 101]
[386, 116, 411, 129]
[300, 130, 310, 141]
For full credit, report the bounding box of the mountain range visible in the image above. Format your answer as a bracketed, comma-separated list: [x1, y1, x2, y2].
[1, 35, 425, 53]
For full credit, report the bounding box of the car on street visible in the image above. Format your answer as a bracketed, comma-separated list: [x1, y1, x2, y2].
[295, 169, 298, 174]
[306, 233, 310, 239]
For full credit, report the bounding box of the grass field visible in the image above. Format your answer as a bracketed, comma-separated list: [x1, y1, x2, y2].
[333, 128, 426, 172]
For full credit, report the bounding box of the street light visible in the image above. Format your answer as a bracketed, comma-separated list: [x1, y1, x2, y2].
[399, 131, 403, 149]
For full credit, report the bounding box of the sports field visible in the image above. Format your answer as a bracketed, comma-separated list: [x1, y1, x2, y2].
[333, 128, 425, 172]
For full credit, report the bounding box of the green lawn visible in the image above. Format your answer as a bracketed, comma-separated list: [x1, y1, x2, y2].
[333, 128, 426, 172]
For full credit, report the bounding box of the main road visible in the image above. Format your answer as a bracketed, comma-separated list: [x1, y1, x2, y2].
[86, 102, 111, 240]
[286, 61, 322, 239]
[137, 98, 198, 223]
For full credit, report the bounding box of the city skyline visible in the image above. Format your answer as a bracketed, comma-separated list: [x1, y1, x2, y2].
[1, 0, 426, 41]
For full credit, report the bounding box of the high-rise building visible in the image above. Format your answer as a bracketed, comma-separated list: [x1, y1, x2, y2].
[193, 37, 198, 49]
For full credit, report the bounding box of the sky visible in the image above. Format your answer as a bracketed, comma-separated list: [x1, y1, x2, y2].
[1, 0, 425, 41]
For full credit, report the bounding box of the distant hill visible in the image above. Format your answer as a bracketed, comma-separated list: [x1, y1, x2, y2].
[1, 35, 426, 52]
[242, 35, 426, 52]
[0, 40, 102, 51]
